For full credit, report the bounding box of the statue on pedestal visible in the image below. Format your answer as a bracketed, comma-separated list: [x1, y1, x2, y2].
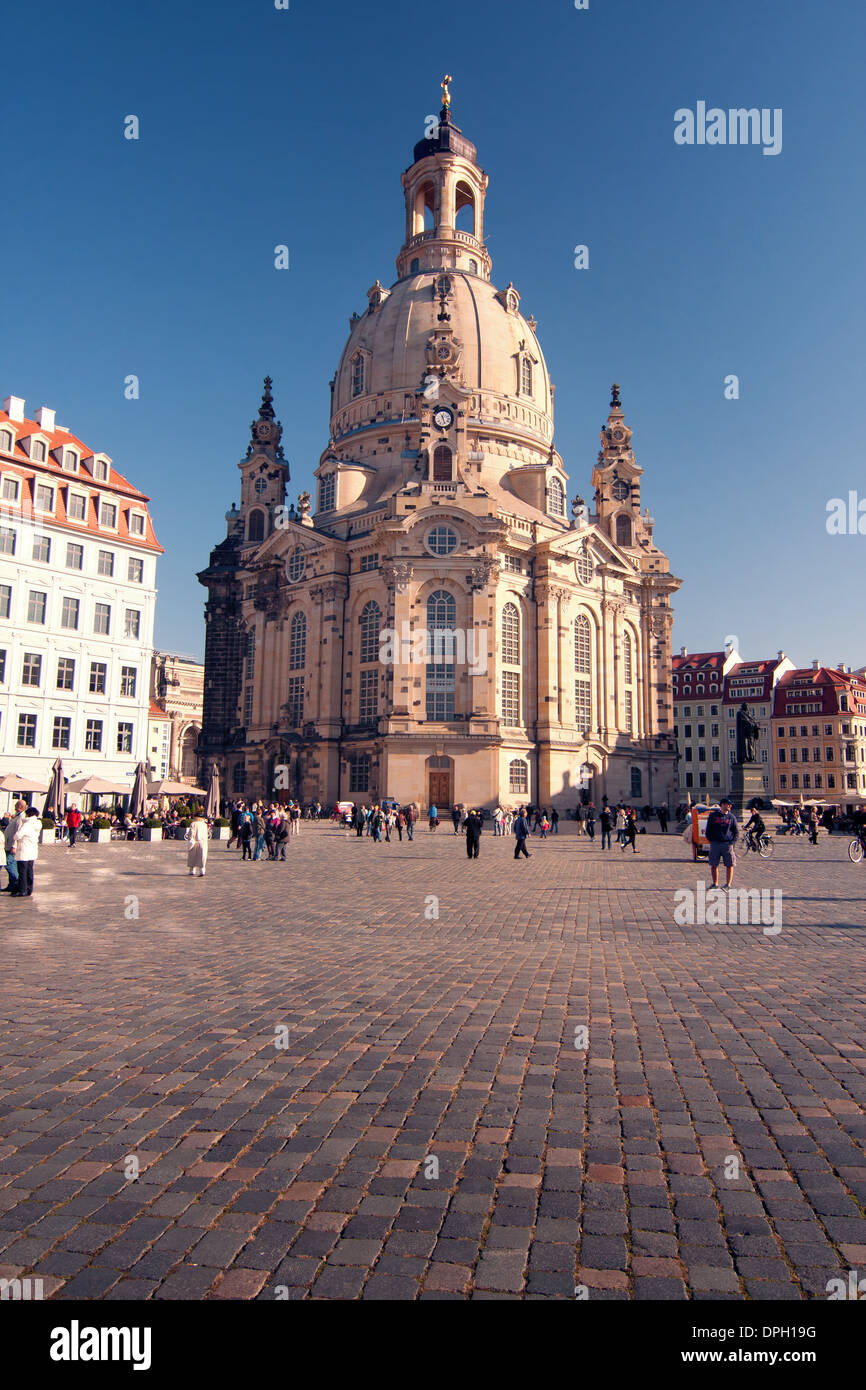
[736, 702, 760, 764]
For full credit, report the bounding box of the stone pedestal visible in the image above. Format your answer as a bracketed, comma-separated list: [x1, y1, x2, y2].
[730, 763, 765, 819]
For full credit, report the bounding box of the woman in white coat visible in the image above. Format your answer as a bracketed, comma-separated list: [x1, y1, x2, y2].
[13, 807, 41, 897]
[186, 814, 209, 877]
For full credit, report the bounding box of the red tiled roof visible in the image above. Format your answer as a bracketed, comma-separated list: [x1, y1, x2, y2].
[0, 408, 162, 553]
[149, 701, 169, 720]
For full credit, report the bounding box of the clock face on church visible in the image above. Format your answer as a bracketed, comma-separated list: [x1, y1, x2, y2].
[256, 421, 275, 442]
[433, 406, 454, 430]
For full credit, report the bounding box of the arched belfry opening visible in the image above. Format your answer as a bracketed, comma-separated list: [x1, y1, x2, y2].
[413, 180, 437, 235]
[455, 180, 476, 236]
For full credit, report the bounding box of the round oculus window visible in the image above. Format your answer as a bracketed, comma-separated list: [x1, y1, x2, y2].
[425, 525, 459, 557]
[287, 549, 306, 582]
[611, 479, 630, 500]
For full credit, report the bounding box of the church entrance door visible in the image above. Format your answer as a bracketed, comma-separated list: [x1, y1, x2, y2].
[428, 769, 451, 808]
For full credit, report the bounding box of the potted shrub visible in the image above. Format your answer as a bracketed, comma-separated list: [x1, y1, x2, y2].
[91, 816, 112, 844]
[142, 817, 163, 842]
[212, 817, 230, 840]
[40, 816, 58, 843]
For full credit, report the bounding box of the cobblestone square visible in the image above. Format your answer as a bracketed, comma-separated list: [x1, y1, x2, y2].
[0, 823, 864, 1301]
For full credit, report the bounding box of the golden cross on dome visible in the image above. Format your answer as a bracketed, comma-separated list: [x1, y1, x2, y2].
[441, 74, 453, 108]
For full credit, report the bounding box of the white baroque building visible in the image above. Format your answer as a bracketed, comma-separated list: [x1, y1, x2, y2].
[0, 394, 162, 790]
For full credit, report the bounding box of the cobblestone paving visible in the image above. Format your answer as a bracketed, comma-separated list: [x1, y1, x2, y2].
[0, 823, 864, 1301]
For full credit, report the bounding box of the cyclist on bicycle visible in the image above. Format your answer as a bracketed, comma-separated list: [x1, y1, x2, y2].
[744, 808, 766, 854]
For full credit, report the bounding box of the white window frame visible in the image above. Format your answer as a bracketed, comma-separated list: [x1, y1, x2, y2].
[128, 509, 146, 537]
[61, 448, 80, 473]
[28, 434, 49, 463]
[34, 482, 56, 515]
[67, 490, 89, 523]
[99, 498, 119, 531]
[0, 427, 15, 454]
[1, 473, 20, 502]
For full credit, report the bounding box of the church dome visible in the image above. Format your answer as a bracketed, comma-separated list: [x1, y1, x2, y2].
[330, 270, 554, 451]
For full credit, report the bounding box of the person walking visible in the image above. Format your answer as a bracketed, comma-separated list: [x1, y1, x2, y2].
[657, 806, 669, 834]
[290, 801, 301, 836]
[253, 808, 266, 860]
[405, 803, 417, 842]
[186, 812, 209, 877]
[12, 807, 41, 896]
[616, 805, 628, 846]
[600, 805, 613, 850]
[66, 803, 82, 848]
[2, 801, 27, 893]
[807, 807, 819, 846]
[585, 803, 596, 841]
[621, 808, 639, 853]
[550, 807, 559, 835]
[354, 804, 365, 837]
[428, 802, 439, 832]
[706, 796, 739, 890]
[451, 804, 461, 835]
[465, 809, 482, 859]
[395, 809, 405, 842]
[513, 807, 531, 860]
[276, 811, 289, 859]
[575, 804, 584, 836]
[539, 811, 549, 839]
[240, 811, 253, 860]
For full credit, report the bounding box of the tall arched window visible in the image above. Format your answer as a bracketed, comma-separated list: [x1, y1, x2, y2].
[247, 509, 265, 543]
[521, 357, 533, 396]
[623, 628, 635, 735]
[433, 445, 452, 482]
[615, 513, 632, 547]
[455, 181, 476, 236]
[509, 759, 528, 795]
[501, 602, 521, 725]
[574, 613, 592, 732]
[426, 589, 456, 721]
[289, 611, 306, 670]
[351, 353, 365, 398]
[360, 601, 380, 665]
[548, 476, 565, 517]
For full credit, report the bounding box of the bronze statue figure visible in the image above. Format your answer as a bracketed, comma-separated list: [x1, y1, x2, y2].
[736, 702, 760, 764]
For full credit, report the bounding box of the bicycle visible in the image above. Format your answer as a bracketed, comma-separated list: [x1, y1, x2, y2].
[745, 831, 775, 859]
[848, 831, 866, 864]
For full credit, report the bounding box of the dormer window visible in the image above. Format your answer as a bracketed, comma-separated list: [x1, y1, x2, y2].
[128, 511, 146, 537]
[318, 473, 336, 512]
[99, 499, 118, 530]
[35, 483, 55, 513]
[0, 429, 13, 453]
[61, 449, 79, 473]
[351, 353, 366, 398]
[92, 457, 109, 481]
[548, 476, 565, 517]
[31, 439, 47, 462]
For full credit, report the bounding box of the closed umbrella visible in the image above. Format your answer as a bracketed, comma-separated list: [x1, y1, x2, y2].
[130, 762, 148, 819]
[43, 758, 65, 821]
[205, 763, 220, 820]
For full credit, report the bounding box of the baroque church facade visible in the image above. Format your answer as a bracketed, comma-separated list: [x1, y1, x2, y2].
[198, 90, 681, 812]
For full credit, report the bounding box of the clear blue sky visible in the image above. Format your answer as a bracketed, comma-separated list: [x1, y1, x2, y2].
[2, 0, 864, 666]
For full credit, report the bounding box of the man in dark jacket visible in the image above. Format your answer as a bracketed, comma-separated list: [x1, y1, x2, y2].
[513, 808, 531, 860]
[706, 796, 739, 888]
[465, 809, 482, 859]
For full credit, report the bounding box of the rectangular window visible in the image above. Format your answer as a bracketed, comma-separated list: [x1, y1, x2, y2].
[574, 678, 591, 731]
[128, 556, 144, 583]
[318, 473, 335, 512]
[89, 661, 107, 694]
[0, 526, 16, 555]
[503, 555, 522, 573]
[245, 631, 255, 680]
[359, 553, 379, 572]
[57, 657, 75, 690]
[32, 535, 51, 563]
[117, 722, 133, 754]
[711, 746, 719, 762]
[685, 772, 693, 788]
[17, 713, 37, 747]
[624, 690, 633, 734]
[684, 746, 692, 762]
[35, 483, 54, 512]
[21, 652, 42, 687]
[85, 718, 103, 751]
[778, 748, 786, 762]
[61, 596, 80, 630]
[509, 760, 529, 794]
[0, 584, 10, 619]
[120, 665, 137, 698]
[502, 670, 520, 725]
[698, 746, 706, 762]
[1, 477, 19, 501]
[349, 754, 370, 794]
[124, 609, 141, 640]
[791, 774, 799, 789]
[0, 649, 5, 681]
[94, 602, 111, 635]
[129, 512, 145, 536]
[97, 549, 114, 577]
[712, 772, 721, 788]
[27, 591, 47, 624]
[52, 716, 71, 750]
[684, 724, 692, 738]
[100, 501, 117, 529]
[359, 667, 379, 723]
[814, 774, 822, 788]
[828, 773, 836, 789]
[426, 663, 455, 721]
[68, 492, 87, 522]
[244, 684, 253, 726]
[287, 675, 304, 727]
[779, 774, 787, 789]
[66, 542, 84, 569]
